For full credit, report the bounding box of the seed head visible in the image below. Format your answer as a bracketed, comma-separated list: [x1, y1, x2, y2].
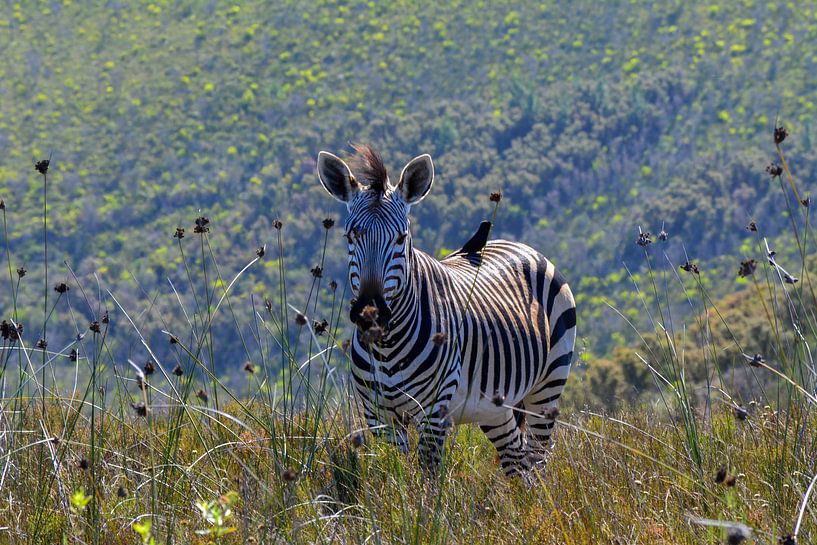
[117, 486, 127, 498]
[89, 321, 101, 333]
[282, 468, 297, 482]
[169, 335, 179, 344]
[766, 162, 783, 177]
[295, 313, 307, 326]
[172, 364, 184, 376]
[715, 465, 727, 484]
[361, 305, 378, 322]
[323, 218, 335, 230]
[341, 339, 351, 353]
[778, 534, 796, 545]
[272, 219, 283, 230]
[78, 457, 89, 470]
[256, 245, 266, 258]
[432, 332, 447, 346]
[54, 282, 69, 294]
[749, 353, 765, 367]
[196, 389, 208, 403]
[69, 348, 78, 362]
[351, 433, 364, 448]
[657, 229, 668, 242]
[774, 125, 788, 145]
[131, 402, 147, 417]
[310, 266, 323, 278]
[636, 231, 652, 247]
[724, 474, 738, 487]
[746, 221, 758, 232]
[143, 360, 156, 376]
[329, 280, 338, 291]
[193, 216, 210, 234]
[0, 321, 10, 340]
[542, 406, 560, 420]
[16, 267, 26, 278]
[734, 405, 748, 421]
[314, 319, 329, 336]
[491, 390, 505, 406]
[0, 199, 4, 210]
[101, 311, 109, 324]
[801, 196, 811, 208]
[35, 159, 50, 175]
[738, 259, 756, 278]
[243, 362, 255, 374]
[680, 261, 700, 275]
[489, 192, 502, 203]
[37, 338, 47, 350]
[359, 326, 384, 346]
[174, 227, 185, 239]
[784, 273, 799, 284]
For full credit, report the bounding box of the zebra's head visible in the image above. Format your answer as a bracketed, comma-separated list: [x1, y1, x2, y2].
[317, 144, 434, 332]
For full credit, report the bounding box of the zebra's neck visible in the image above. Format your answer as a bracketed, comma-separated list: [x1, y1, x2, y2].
[386, 247, 423, 332]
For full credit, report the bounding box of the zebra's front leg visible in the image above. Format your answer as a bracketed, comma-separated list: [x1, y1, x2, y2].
[480, 409, 531, 477]
[417, 405, 452, 473]
[362, 403, 408, 453]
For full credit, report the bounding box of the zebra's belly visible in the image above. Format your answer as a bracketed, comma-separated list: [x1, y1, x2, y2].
[447, 383, 526, 425]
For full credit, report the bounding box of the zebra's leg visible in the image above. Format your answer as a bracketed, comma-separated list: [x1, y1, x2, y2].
[480, 409, 531, 477]
[416, 405, 451, 473]
[524, 357, 572, 465]
[362, 403, 408, 452]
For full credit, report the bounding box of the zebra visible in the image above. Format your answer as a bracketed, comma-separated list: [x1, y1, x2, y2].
[317, 144, 576, 476]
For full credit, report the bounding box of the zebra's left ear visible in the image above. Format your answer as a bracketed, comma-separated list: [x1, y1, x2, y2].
[397, 154, 434, 205]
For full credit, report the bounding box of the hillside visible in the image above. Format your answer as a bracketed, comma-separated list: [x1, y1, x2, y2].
[2, 0, 817, 370]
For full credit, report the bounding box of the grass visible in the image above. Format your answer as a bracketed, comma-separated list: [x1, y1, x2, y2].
[1, 126, 817, 545]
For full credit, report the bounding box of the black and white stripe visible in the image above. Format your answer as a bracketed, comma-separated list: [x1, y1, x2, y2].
[317, 145, 576, 476]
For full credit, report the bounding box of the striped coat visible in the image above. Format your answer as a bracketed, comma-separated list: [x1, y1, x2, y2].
[318, 145, 576, 476]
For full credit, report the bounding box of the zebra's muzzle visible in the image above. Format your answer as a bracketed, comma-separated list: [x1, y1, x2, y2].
[350, 291, 392, 332]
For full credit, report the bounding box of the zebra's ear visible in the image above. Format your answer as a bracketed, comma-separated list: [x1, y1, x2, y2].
[317, 151, 359, 204]
[398, 154, 434, 205]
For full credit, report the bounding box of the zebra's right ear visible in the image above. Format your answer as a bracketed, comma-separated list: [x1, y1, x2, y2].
[317, 151, 359, 204]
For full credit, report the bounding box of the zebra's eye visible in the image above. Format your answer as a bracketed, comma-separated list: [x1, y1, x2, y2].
[395, 232, 408, 244]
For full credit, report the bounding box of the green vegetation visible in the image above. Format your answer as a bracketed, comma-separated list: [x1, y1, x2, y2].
[3, 1, 817, 543]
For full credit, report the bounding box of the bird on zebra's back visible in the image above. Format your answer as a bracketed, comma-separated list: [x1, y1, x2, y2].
[317, 144, 577, 477]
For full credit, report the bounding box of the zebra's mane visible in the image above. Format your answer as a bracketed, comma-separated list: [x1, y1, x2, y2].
[349, 143, 389, 194]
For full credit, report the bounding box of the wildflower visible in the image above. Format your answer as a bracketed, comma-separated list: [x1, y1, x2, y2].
[264, 299, 273, 312]
[314, 319, 329, 336]
[69, 349, 78, 362]
[636, 231, 652, 247]
[173, 364, 184, 376]
[766, 162, 783, 177]
[143, 360, 155, 376]
[193, 216, 210, 234]
[272, 219, 283, 230]
[0, 321, 10, 340]
[323, 218, 335, 229]
[131, 402, 147, 417]
[657, 229, 668, 242]
[54, 282, 69, 294]
[196, 389, 208, 403]
[37, 338, 47, 350]
[680, 261, 700, 275]
[746, 221, 757, 232]
[774, 125, 788, 145]
[489, 192, 502, 202]
[101, 311, 109, 324]
[10, 322, 23, 341]
[174, 227, 185, 239]
[295, 313, 307, 326]
[715, 465, 727, 484]
[329, 280, 338, 291]
[432, 332, 447, 346]
[491, 390, 505, 406]
[801, 196, 811, 208]
[89, 321, 101, 333]
[738, 259, 756, 278]
[256, 245, 266, 258]
[311, 266, 323, 278]
[749, 353, 765, 368]
[16, 267, 26, 278]
[282, 468, 297, 482]
[35, 159, 50, 175]
[243, 362, 255, 374]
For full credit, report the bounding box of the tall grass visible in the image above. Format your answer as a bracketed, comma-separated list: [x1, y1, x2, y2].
[0, 123, 816, 544]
